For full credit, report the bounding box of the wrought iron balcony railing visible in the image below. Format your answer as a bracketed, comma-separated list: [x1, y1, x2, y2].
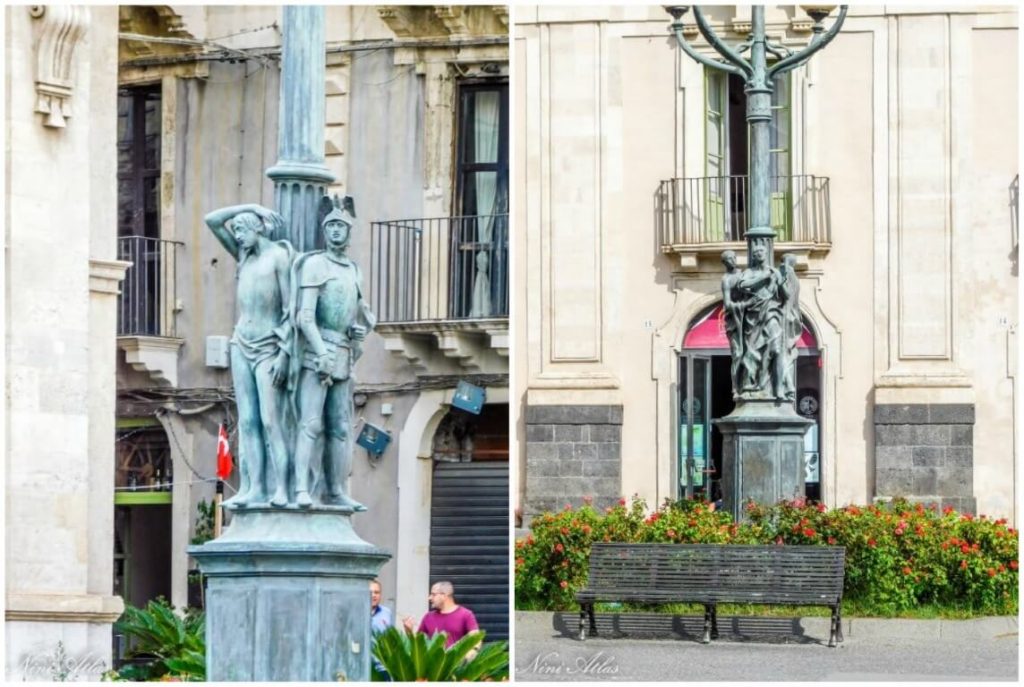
[657, 174, 831, 247]
[117, 236, 182, 337]
[370, 215, 509, 324]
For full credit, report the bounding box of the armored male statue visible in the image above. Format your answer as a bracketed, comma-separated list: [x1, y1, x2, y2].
[290, 195, 375, 509]
[204, 204, 295, 507]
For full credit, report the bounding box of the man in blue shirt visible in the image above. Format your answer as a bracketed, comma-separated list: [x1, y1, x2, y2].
[370, 578, 392, 633]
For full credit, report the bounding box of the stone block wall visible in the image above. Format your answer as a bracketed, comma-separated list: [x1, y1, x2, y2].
[874, 403, 976, 513]
[523, 405, 623, 523]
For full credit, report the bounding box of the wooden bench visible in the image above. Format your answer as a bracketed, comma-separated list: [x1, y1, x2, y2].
[576, 543, 846, 647]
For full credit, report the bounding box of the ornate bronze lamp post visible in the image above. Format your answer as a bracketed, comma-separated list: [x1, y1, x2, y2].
[666, 4, 846, 265]
[666, 5, 846, 518]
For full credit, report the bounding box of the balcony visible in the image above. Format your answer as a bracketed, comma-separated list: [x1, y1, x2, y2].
[116, 236, 184, 386]
[370, 215, 508, 373]
[657, 174, 832, 272]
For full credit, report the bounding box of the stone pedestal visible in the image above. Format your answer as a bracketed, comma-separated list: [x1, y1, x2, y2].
[714, 401, 813, 521]
[189, 508, 390, 682]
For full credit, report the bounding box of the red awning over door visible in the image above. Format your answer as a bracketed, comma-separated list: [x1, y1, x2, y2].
[683, 304, 817, 349]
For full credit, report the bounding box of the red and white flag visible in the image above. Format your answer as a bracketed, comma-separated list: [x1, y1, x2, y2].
[216, 424, 233, 480]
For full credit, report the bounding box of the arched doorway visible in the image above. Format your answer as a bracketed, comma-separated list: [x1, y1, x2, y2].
[428, 403, 509, 641]
[679, 303, 822, 503]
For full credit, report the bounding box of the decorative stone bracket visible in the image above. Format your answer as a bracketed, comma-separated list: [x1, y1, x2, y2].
[118, 336, 185, 387]
[377, 320, 508, 375]
[30, 5, 89, 128]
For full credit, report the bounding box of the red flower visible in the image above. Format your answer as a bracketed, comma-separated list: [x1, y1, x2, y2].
[902, 567, 912, 575]
[960, 560, 968, 570]
[803, 528, 816, 538]
[666, 529, 677, 539]
[561, 527, 570, 535]
[554, 543, 564, 553]
[943, 505, 955, 515]
[1010, 560, 1019, 570]
[775, 536, 784, 545]
[998, 564, 1006, 573]
[867, 538, 877, 548]
[960, 544, 970, 554]
[827, 536, 837, 545]
[894, 528, 904, 537]
[987, 568, 997, 578]
[816, 503, 827, 513]
[515, 557, 525, 566]
[526, 534, 535, 545]
[689, 519, 698, 527]
[582, 525, 592, 535]
[618, 497, 627, 506]
[560, 580, 568, 589]
[914, 525, 925, 536]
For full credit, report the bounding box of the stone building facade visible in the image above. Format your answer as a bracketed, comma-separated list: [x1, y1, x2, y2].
[6, 5, 127, 680]
[7, 5, 509, 679]
[514, 5, 1018, 523]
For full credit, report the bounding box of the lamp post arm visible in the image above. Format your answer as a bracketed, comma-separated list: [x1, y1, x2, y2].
[767, 5, 848, 80]
[692, 6, 752, 77]
[671, 25, 743, 77]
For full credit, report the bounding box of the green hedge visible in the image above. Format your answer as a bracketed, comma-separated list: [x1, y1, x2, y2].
[515, 497, 1018, 616]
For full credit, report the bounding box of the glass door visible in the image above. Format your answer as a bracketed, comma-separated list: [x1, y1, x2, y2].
[679, 355, 713, 500]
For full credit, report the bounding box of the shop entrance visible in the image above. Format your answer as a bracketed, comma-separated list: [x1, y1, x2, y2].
[679, 303, 822, 504]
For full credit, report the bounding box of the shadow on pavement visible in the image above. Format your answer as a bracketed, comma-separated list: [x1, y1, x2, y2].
[553, 612, 826, 646]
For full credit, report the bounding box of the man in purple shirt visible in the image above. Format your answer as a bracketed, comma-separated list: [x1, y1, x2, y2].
[402, 581, 480, 651]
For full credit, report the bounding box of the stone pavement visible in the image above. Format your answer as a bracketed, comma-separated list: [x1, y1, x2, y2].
[514, 611, 1019, 682]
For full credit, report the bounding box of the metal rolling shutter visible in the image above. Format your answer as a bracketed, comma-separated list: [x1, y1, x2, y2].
[429, 461, 509, 642]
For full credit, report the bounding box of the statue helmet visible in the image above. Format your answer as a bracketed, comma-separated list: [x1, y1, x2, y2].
[319, 194, 356, 229]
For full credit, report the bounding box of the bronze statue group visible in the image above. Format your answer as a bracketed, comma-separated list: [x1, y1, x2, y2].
[720, 242, 802, 402]
[205, 195, 374, 511]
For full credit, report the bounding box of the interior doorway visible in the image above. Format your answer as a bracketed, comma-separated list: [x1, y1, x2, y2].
[678, 303, 822, 504]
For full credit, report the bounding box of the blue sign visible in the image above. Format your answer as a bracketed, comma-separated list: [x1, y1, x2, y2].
[356, 421, 391, 455]
[452, 380, 485, 415]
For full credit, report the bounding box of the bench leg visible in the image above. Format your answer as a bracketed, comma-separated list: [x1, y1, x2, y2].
[835, 604, 844, 644]
[589, 604, 598, 636]
[828, 605, 839, 648]
[579, 607, 587, 641]
[710, 604, 719, 640]
[702, 605, 712, 644]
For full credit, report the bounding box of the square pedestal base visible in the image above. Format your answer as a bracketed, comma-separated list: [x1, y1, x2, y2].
[714, 401, 813, 521]
[189, 509, 390, 681]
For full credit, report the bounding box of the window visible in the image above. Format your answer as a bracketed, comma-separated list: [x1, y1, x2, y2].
[117, 84, 166, 336]
[705, 71, 792, 240]
[118, 84, 162, 239]
[451, 83, 509, 319]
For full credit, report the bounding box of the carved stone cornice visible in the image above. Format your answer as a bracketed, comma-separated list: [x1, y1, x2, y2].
[492, 6, 508, 28]
[434, 6, 469, 37]
[30, 5, 89, 129]
[89, 258, 131, 295]
[6, 592, 124, 624]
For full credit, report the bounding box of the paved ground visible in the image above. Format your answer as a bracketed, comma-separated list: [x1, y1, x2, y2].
[514, 611, 1019, 682]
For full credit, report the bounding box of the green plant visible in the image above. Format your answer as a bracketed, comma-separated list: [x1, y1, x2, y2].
[190, 499, 216, 546]
[370, 626, 508, 681]
[516, 496, 1018, 617]
[112, 598, 205, 681]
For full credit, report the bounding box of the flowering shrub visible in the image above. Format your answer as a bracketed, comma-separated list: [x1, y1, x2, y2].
[515, 496, 1018, 616]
